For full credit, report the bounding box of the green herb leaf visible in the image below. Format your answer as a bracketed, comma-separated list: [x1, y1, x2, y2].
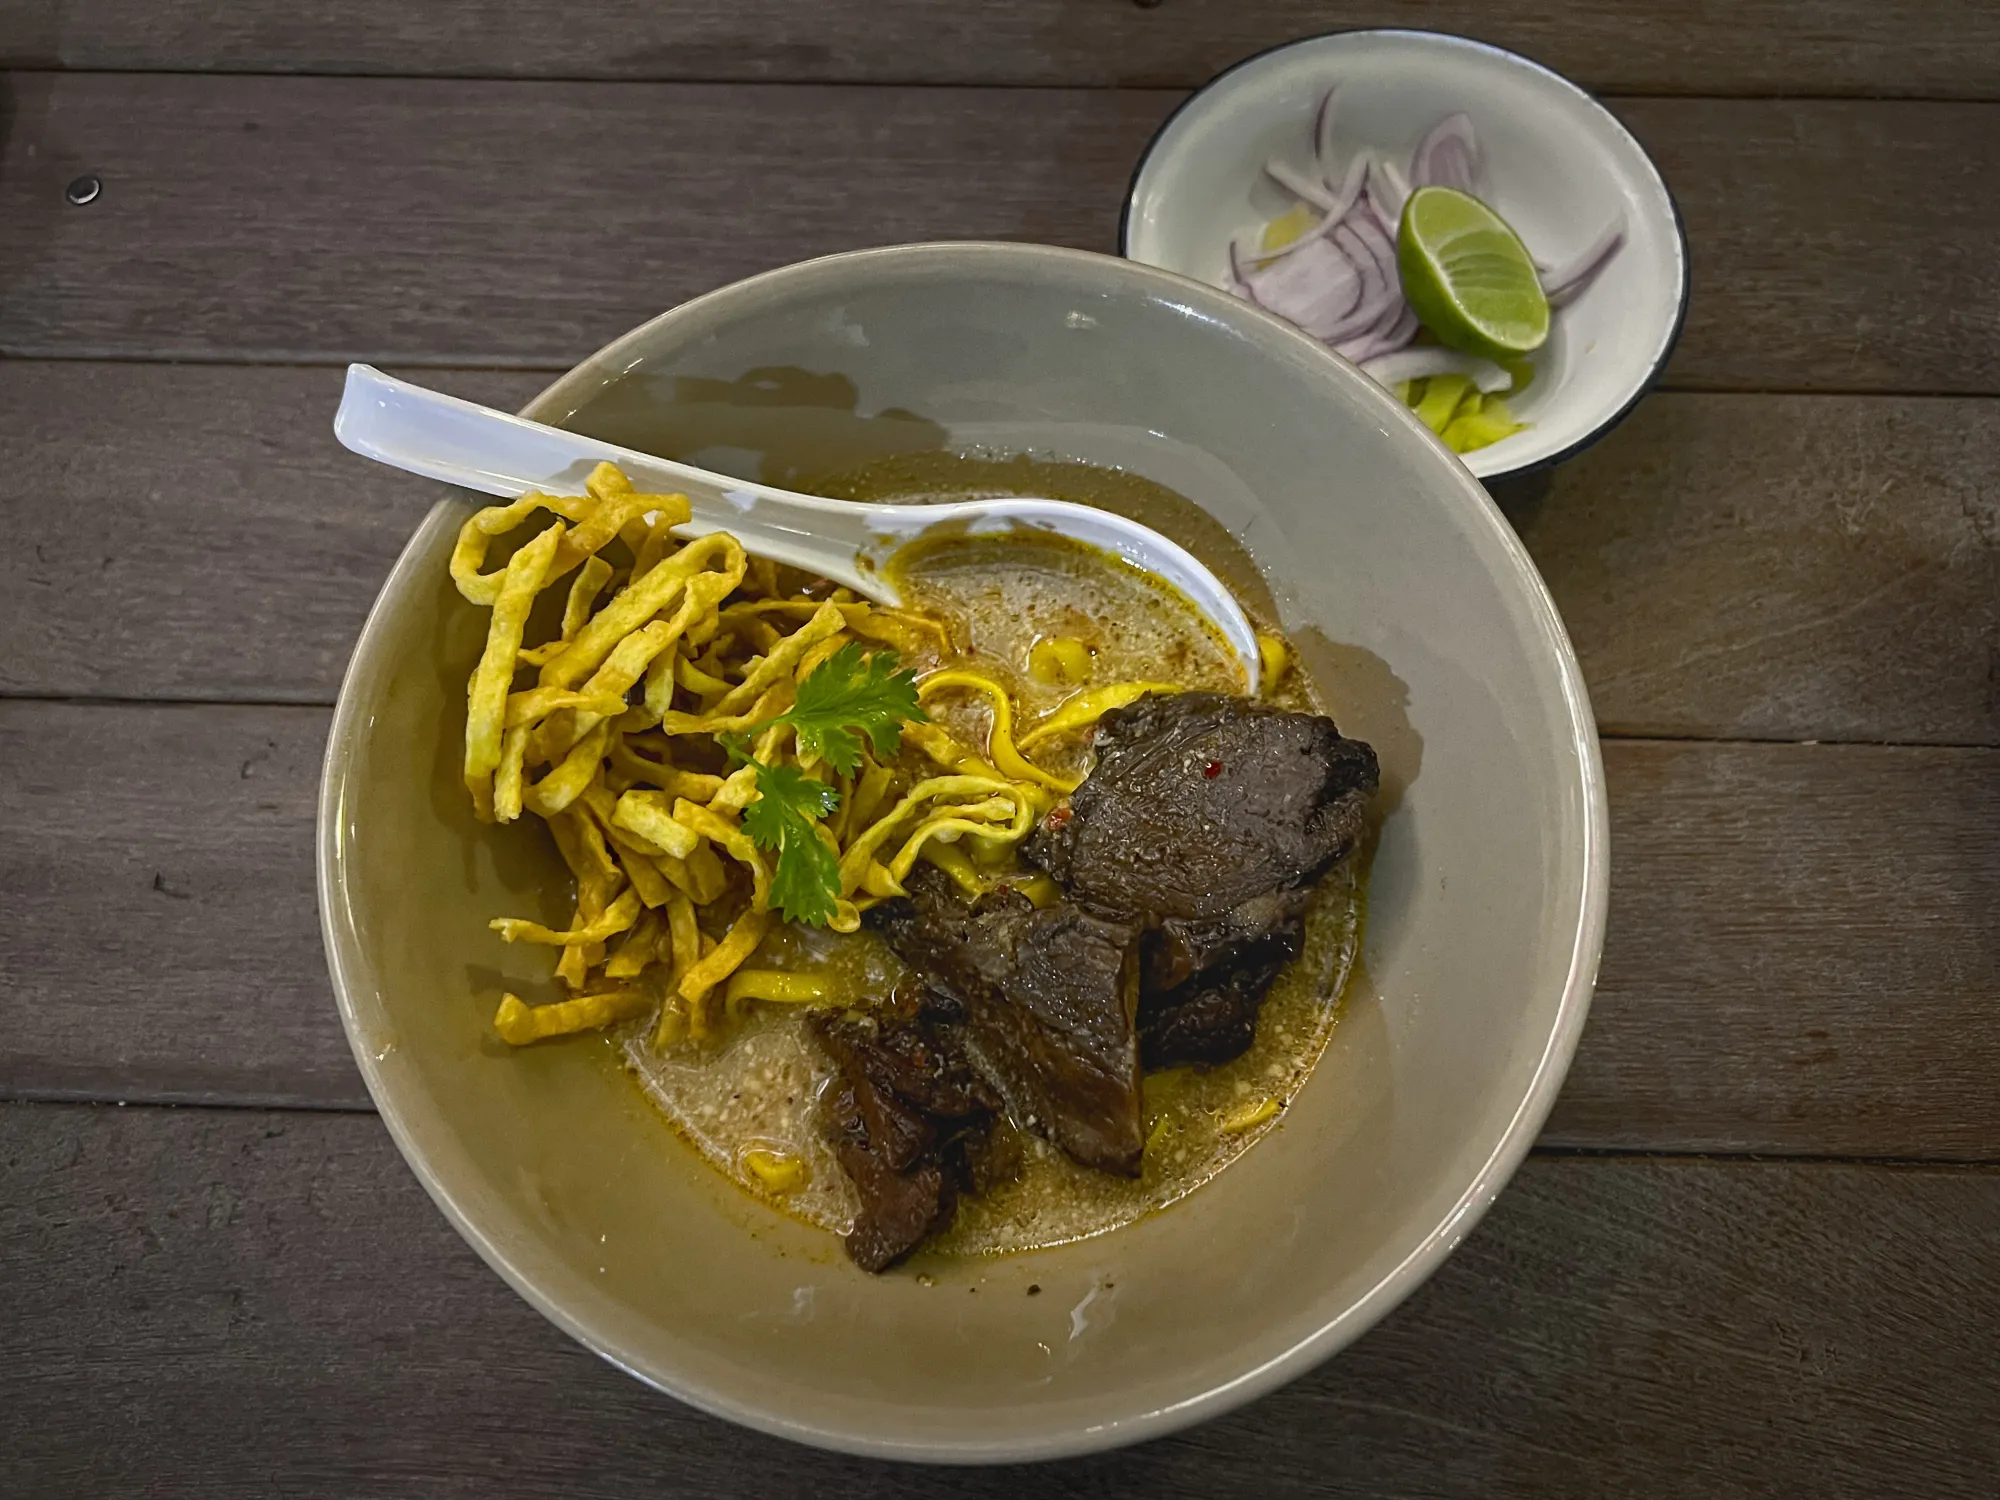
[723, 645, 927, 926]
[775, 642, 926, 776]
[738, 759, 842, 927]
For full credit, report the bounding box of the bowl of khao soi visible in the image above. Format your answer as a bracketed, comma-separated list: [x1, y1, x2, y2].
[319, 242, 1606, 1462]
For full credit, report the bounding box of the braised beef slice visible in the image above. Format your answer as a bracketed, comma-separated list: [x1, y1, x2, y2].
[1027, 692, 1378, 927]
[819, 1072, 951, 1274]
[868, 866, 1145, 1177]
[1146, 883, 1315, 992]
[809, 1010, 997, 1273]
[820, 695, 1376, 1266]
[1028, 692, 1377, 1066]
[1137, 919, 1305, 1070]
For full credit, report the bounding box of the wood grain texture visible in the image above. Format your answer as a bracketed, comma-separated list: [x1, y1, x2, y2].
[6, 700, 1998, 1155]
[1511, 392, 2000, 746]
[3, 1101, 1996, 1497]
[0, 74, 1168, 367]
[1613, 98, 2000, 394]
[1545, 740, 2000, 1156]
[5, 0, 1998, 99]
[0, 363, 540, 705]
[2, 75, 1997, 392]
[0, 703, 343, 1106]
[6, 364, 1999, 745]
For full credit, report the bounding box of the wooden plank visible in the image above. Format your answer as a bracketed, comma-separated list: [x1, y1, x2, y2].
[2, 75, 1996, 392]
[1613, 98, 2000, 394]
[5, 0, 1997, 99]
[0, 702, 346, 1107]
[1512, 391, 2000, 746]
[3, 1102, 1995, 1495]
[0, 74, 1167, 368]
[0, 364, 539, 706]
[7, 363, 1996, 745]
[1544, 739, 2000, 1156]
[5, 701, 1997, 1155]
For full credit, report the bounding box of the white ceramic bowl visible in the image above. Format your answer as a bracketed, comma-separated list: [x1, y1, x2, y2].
[1122, 29, 1689, 480]
[320, 242, 1608, 1461]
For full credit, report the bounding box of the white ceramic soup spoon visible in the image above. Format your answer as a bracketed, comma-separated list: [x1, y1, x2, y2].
[334, 364, 1262, 692]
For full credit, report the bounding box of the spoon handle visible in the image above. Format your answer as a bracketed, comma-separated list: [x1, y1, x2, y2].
[335, 364, 1261, 691]
[333, 364, 894, 600]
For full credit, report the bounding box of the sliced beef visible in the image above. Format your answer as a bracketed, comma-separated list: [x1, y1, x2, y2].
[868, 865, 1145, 1177]
[1144, 883, 1315, 992]
[1027, 692, 1378, 928]
[1137, 919, 1304, 1070]
[820, 1073, 951, 1274]
[1028, 692, 1377, 1068]
[809, 1009, 998, 1273]
[819, 693, 1376, 1269]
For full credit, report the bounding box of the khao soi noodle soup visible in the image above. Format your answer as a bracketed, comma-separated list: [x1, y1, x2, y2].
[453, 461, 1377, 1271]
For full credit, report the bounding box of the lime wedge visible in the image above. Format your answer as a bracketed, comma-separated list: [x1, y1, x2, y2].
[1398, 186, 1549, 362]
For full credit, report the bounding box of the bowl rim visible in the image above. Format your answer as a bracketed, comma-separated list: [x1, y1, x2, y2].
[318, 239, 1611, 1464]
[1116, 25, 1692, 483]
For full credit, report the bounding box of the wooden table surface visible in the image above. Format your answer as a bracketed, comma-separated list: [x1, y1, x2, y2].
[3, 3, 1997, 1494]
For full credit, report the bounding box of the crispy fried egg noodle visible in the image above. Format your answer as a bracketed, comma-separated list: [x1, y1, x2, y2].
[455, 463, 1200, 1202]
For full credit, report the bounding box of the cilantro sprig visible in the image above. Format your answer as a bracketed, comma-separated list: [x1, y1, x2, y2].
[721, 645, 926, 926]
[737, 760, 842, 927]
[769, 642, 925, 776]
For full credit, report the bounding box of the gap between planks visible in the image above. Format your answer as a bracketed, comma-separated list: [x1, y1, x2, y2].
[3, 1100, 1997, 1498]
[4, 364, 1997, 745]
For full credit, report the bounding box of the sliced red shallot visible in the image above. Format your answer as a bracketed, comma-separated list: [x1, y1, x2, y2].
[1242, 237, 1364, 338]
[1363, 192, 1400, 248]
[1313, 86, 1341, 173]
[1339, 304, 1420, 363]
[1323, 149, 1371, 220]
[1364, 158, 1410, 231]
[1320, 285, 1396, 347]
[1333, 291, 1409, 359]
[1228, 90, 1618, 445]
[1323, 215, 1409, 351]
[1541, 214, 1627, 308]
[1230, 152, 1370, 270]
[1263, 157, 1339, 212]
[1411, 113, 1480, 193]
[1359, 347, 1513, 392]
[1228, 237, 1257, 300]
[1377, 156, 1413, 208]
[1345, 209, 1398, 281]
[1316, 225, 1396, 341]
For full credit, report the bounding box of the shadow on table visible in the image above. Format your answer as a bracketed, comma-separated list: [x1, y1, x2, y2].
[1483, 468, 1555, 532]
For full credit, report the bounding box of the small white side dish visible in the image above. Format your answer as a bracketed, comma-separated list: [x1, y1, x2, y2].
[1122, 29, 1688, 480]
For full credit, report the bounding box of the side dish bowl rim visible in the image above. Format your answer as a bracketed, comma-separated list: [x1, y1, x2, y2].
[1115, 26, 1692, 482]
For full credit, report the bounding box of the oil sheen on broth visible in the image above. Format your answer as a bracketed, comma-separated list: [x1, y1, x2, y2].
[622, 496, 1363, 1257]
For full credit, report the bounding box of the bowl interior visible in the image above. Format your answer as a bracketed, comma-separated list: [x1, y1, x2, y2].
[1122, 29, 1686, 478]
[321, 243, 1604, 1460]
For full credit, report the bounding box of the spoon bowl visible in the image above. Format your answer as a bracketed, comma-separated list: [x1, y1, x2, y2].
[334, 364, 1262, 692]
